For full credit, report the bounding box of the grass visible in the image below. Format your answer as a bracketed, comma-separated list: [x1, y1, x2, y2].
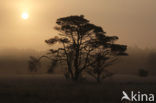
[0, 74, 155, 103]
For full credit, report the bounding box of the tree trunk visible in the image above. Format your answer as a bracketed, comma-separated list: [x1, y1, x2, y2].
[97, 74, 101, 83]
[66, 60, 74, 79]
[73, 71, 80, 81]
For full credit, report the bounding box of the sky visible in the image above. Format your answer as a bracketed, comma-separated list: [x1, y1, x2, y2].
[0, 0, 156, 51]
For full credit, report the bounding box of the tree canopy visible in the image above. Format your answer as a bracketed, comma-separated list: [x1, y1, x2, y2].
[44, 15, 127, 81]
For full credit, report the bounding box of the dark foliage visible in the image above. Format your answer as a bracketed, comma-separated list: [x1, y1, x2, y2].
[138, 69, 148, 77]
[44, 15, 127, 81]
[28, 15, 127, 82]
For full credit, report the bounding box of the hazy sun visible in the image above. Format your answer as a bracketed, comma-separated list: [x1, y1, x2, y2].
[21, 12, 29, 20]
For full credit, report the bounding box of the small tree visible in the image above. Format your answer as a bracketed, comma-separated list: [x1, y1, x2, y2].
[28, 56, 57, 73]
[44, 15, 127, 81]
[87, 48, 127, 83]
[28, 56, 41, 72]
[138, 68, 148, 77]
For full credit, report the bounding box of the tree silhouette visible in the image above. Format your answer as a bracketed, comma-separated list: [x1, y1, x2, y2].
[28, 56, 40, 72]
[45, 15, 127, 81]
[28, 55, 56, 73]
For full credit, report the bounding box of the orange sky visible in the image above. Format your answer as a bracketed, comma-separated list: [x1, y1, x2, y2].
[0, 0, 156, 50]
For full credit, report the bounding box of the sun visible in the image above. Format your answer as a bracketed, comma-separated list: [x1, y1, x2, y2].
[21, 12, 29, 20]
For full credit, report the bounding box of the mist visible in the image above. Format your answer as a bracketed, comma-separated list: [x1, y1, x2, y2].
[0, 47, 156, 76]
